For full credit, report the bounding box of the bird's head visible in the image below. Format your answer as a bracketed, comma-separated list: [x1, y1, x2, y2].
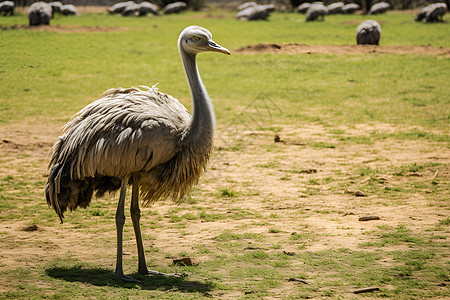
[178, 25, 230, 56]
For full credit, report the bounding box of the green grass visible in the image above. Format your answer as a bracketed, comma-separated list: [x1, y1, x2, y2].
[1, 9, 449, 299]
[1, 11, 449, 130]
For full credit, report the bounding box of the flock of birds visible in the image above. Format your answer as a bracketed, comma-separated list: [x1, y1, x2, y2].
[27, 2, 77, 25]
[237, 1, 447, 23]
[235, 1, 390, 22]
[236, 2, 275, 21]
[0, 1, 189, 26]
[1, 1, 448, 28]
[294, 1, 389, 44]
[107, 1, 188, 16]
[233, 1, 448, 45]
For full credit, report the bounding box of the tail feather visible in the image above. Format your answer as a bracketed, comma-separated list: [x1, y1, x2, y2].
[46, 161, 122, 223]
[357, 28, 380, 45]
[46, 163, 64, 222]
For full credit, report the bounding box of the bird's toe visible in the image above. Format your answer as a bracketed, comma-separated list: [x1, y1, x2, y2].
[116, 274, 144, 284]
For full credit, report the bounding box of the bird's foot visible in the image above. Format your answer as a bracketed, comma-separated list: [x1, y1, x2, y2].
[115, 271, 144, 283]
[140, 268, 187, 278]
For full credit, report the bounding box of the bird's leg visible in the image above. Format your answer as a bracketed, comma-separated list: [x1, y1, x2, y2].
[115, 178, 142, 283]
[130, 175, 148, 275]
[130, 175, 186, 278]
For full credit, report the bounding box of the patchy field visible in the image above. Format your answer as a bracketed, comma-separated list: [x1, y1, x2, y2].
[0, 114, 450, 298]
[0, 117, 449, 298]
[0, 9, 449, 299]
[236, 43, 450, 57]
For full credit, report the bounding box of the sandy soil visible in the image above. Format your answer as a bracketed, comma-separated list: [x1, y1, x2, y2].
[236, 43, 450, 57]
[0, 113, 448, 296]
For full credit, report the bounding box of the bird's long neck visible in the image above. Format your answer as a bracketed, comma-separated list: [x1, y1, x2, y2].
[179, 48, 215, 146]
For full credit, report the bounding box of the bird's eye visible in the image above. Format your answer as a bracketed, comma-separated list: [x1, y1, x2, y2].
[192, 36, 200, 41]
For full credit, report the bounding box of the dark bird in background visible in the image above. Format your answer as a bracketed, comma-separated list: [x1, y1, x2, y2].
[306, 3, 328, 22]
[0, 0, 15, 16]
[415, 3, 447, 23]
[356, 20, 381, 45]
[368, 2, 390, 15]
[28, 2, 52, 26]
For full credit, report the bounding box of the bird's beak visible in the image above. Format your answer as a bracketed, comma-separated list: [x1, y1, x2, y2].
[207, 39, 231, 55]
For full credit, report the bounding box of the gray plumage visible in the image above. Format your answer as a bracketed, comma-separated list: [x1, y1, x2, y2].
[0, 1, 14, 16]
[296, 2, 311, 13]
[356, 20, 381, 45]
[263, 4, 276, 13]
[48, 1, 63, 14]
[46, 86, 191, 213]
[416, 3, 447, 22]
[327, 2, 343, 14]
[426, 3, 447, 22]
[61, 4, 77, 16]
[28, 2, 52, 26]
[236, 4, 273, 21]
[238, 1, 257, 11]
[306, 3, 328, 21]
[138, 2, 159, 15]
[108, 1, 135, 14]
[121, 1, 159, 16]
[121, 2, 140, 16]
[415, 5, 429, 21]
[118, 1, 159, 16]
[368, 2, 390, 15]
[341, 3, 360, 14]
[45, 25, 230, 282]
[163, 1, 187, 14]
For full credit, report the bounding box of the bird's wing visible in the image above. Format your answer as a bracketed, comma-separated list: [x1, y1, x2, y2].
[51, 86, 191, 180]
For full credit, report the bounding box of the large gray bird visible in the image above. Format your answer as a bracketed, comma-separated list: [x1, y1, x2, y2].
[296, 2, 310, 13]
[416, 3, 447, 23]
[0, 1, 15, 16]
[368, 2, 389, 15]
[108, 1, 135, 14]
[236, 4, 273, 21]
[306, 3, 328, 22]
[28, 2, 52, 26]
[341, 3, 360, 14]
[356, 20, 381, 45]
[327, 2, 344, 14]
[45, 26, 230, 283]
[60, 4, 77, 15]
[163, 1, 187, 14]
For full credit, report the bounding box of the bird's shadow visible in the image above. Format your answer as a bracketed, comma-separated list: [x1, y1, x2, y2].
[45, 265, 213, 296]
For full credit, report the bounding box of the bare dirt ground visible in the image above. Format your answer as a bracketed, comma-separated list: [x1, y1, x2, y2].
[236, 43, 450, 57]
[0, 24, 129, 33]
[0, 113, 448, 296]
